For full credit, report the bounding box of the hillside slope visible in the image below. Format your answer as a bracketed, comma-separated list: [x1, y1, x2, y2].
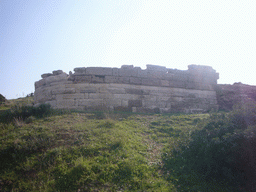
[1, 105, 238, 191]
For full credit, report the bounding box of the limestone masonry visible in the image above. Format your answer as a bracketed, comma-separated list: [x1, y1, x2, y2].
[34, 64, 219, 113]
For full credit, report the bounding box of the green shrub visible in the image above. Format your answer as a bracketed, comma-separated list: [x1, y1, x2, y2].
[164, 101, 256, 191]
[0, 104, 54, 123]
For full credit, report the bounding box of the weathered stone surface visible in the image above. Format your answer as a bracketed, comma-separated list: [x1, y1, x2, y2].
[129, 77, 142, 85]
[117, 77, 130, 84]
[62, 93, 85, 100]
[147, 64, 167, 72]
[89, 93, 112, 99]
[86, 67, 113, 76]
[107, 87, 126, 94]
[44, 73, 68, 85]
[112, 68, 119, 76]
[121, 65, 133, 69]
[91, 75, 105, 83]
[50, 81, 72, 87]
[105, 76, 118, 83]
[41, 73, 53, 79]
[142, 78, 161, 86]
[74, 67, 86, 74]
[161, 80, 169, 87]
[53, 70, 63, 75]
[80, 87, 97, 93]
[45, 100, 57, 108]
[34, 64, 220, 113]
[52, 88, 75, 95]
[73, 75, 91, 83]
[169, 81, 185, 88]
[35, 79, 46, 88]
[125, 88, 144, 95]
[128, 100, 142, 108]
[137, 70, 148, 78]
[57, 99, 74, 108]
[118, 69, 135, 77]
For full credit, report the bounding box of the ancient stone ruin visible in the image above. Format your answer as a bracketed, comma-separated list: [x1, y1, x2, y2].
[34, 64, 219, 113]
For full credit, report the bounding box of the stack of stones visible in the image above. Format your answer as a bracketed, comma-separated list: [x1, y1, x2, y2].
[34, 64, 219, 113]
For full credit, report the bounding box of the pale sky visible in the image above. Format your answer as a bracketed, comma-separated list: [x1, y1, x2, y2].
[1, 0, 256, 99]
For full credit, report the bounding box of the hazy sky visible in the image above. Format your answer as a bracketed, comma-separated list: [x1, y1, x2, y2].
[1, 0, 256, 99]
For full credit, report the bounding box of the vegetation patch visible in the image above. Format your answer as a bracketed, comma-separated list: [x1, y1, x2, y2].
[1, 97, 255, 191]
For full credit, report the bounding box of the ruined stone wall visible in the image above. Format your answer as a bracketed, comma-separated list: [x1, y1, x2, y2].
[34, 64, 219, 113]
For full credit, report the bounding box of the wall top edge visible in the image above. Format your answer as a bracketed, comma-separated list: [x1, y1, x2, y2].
[40, 64, 218, 79]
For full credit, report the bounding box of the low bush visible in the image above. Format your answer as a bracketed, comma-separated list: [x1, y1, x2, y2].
[164, 101, 256, 191]
[0, 104, 59, 123]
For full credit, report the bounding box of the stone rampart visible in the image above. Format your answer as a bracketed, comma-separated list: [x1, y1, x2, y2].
[34, 64, 219, 113]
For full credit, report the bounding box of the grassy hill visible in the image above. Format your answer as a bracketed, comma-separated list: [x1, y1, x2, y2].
[0, 97, 255, 191]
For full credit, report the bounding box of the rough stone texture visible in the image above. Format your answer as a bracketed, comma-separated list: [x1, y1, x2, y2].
[53, 70, 63, 75]
[41, 73, 53, 79]
[86, 67, 113, 76]
[34, 64, 220, 113]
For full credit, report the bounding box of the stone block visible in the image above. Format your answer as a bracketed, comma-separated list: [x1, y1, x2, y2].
[34, 89, 54, 103]
[52, 70, 63, 75]
[65, 84, 76, 88]
[89, 93, 112, 99]
[159, 108, 172, 113]
[80, 99, 103, 107]
[44, 73, 68, 85]
[186, 81, 197, 89]
[74, 67, 86, 74]
[105, 76, 118, 83]
[113, 94, 139, 100]
[155, 87, 173, 96]
[45, 100, 57, 108]
[142, 78, 160, 86]
[107, 98, 122, 107]
[86, 67, 112, 76]
[117, 77, 130, 84]
[137, 70, 148, 78]
[50, 81, 72, 87]
[128, 100, 142, 108]
[121, 65, 133, 69]
[121, 100, 129, 107]
[146, 64, 167, 72]
[130, 77, 142, 85]
[35, 79, 46, 88]
[156, 101, 168, 108]
[112, 68, 119, 76]
[41, 73, 53, 79]
[44, 76, 55, 84]
[161, 80, 169, 87]
[62, 93, 85, 100]
[73, 75, 91, 83]
[125, 88, 144, 95]
[169, 81, 186, 88]
[171, 96, 183, 102]
[143, 95, 157, 102]
[118, 69, 134, 77]
[107, 87, 126, 94]
[52, 88, 75, 95]
[57, 99, 74, 108]
[157, 96, 171, 102]
[147, 70, 166, 79]
[163, 73, 174, 80]
[80, 87, 97, 93]
[91, 75, 105, 83]
[172, 74, 188, 82]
